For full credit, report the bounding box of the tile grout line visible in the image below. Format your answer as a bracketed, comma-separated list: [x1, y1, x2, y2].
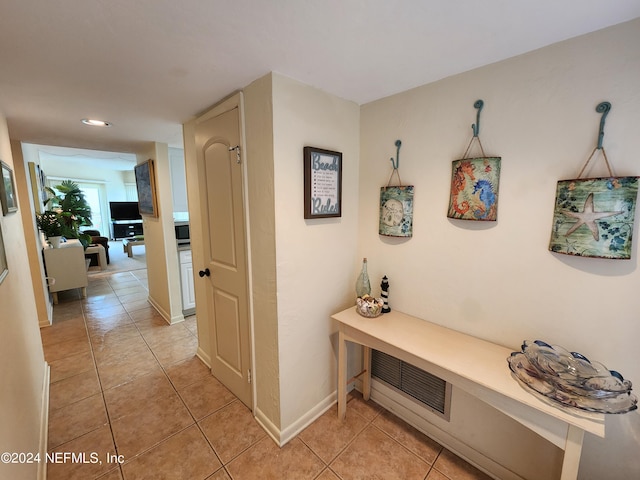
[298, 405, 371, 469]
[101, 273, 193, 471]
[80, 277, 127, 479]
[95, 271, 228, 475]
[50, 273, 481, 480]
[49, 272, 223, 479]
[79, 273, 168, 476]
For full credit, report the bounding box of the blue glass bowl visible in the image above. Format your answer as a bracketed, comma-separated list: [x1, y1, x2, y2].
[507, 341, 637, 414]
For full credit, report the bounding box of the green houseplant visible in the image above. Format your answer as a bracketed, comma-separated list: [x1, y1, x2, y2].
[42, 180, 93, 247]
[36, 210, 64, 246]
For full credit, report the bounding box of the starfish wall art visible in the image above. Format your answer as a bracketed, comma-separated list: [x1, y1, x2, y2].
[549, 177, 639, 259]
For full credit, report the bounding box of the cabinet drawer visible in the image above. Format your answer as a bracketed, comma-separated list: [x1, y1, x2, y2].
[179, 249, 192, 264]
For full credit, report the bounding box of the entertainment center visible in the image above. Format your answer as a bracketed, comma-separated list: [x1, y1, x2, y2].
[109, 201, 144, 239]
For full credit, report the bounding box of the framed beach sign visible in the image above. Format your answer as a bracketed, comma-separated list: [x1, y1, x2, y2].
[549, 177, 638, 259]
[303, 146, 342, 219]
[134, 159, 158, 217]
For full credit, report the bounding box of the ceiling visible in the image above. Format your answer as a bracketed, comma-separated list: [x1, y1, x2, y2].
[1, 0, 639, 161]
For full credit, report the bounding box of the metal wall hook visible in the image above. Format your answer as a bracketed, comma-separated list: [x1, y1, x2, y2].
[595, 101, 611, 150]
[471, 99, 484, 137]
[389, 139, 402, 170]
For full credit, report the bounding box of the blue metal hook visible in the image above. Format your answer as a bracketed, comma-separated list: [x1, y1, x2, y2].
[389, 140, 402, 170]
[471, 99, 484, 137]
[595, 101, 611, 150]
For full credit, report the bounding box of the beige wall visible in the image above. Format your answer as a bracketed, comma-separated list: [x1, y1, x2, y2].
[243, 73, 361, 442]
[137, 143, 184, 324]
[244, 76, 282, 433]
[0, 113, 48, 480]
[183, 118, 211, 364]
[10, 141, 52, 328]
[359, 19, 640, 480]
[271, 74, 360, 437]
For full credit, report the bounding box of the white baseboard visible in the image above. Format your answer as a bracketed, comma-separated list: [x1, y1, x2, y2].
[253, 391, 337, 447]
[196, 347, 211, 368]
[278, 392, 336, 446]
[368, 380, 523, 480]
[38, 294, 53, 328]
[254, 407, 282, 446]
[38, 362, 50, 480]
[146, 295, 184, 325]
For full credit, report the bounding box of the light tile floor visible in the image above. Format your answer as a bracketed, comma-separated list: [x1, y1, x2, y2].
[42, 269, 493, 480]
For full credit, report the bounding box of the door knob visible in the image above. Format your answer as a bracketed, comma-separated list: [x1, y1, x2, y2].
[198, 268, 210, 278]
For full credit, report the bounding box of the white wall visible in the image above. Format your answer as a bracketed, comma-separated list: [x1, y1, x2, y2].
[168, 147, 189, 214]
[243, 76, 281, 431]
[271, 74, 360, 435]
[0, 114, 48, 480]
[359, 19, 640, 480]
[137, 144, 184, 324]
[22, 144, 132, 202]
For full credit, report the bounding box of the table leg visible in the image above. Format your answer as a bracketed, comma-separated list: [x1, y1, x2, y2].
[338, 329, 347, 420]
[362, 346, 372, 401]
[560, 425, 585, 480]
[98, 247, 107, 270]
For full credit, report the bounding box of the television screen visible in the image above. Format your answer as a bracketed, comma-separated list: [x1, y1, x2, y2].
[109, 201, 141, 221]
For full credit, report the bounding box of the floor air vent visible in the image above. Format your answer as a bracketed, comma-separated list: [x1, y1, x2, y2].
[371, 350, 451, 419]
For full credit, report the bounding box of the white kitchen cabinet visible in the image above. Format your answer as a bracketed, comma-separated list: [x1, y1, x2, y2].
[179, 248, 195, 314]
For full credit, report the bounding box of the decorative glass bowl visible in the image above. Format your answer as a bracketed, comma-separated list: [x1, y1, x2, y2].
[355, 295, 384, 318]
[507, 340, 637, 414]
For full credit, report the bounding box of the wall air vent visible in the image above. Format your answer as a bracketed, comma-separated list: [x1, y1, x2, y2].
[371, 349, 451, 420]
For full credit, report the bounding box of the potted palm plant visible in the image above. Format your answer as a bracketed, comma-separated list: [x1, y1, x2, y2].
[43, 180, 93, 247]
[36, 210, 64, 248]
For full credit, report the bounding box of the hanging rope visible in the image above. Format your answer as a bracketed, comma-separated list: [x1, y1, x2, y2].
[461, 135, 486, 159]
[386, 167, 403, 188]
[576, 147, 614, 179]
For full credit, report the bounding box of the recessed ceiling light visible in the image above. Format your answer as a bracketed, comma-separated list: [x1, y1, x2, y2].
[81, 118, 112, 127]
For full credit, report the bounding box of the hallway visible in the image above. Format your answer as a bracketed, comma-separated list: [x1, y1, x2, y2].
[41, 270, 492, 480]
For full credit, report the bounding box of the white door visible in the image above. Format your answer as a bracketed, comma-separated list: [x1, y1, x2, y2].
[195, 106, 252, 407]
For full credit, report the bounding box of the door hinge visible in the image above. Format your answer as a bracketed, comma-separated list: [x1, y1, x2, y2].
[247, 369, 251, 384]
[229, 145, 241, 164]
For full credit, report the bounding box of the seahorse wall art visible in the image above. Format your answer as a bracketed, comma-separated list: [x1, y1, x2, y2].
[447, 157, 501, 221]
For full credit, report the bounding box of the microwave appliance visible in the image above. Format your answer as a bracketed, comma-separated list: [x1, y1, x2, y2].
[175, 222, 190, 245]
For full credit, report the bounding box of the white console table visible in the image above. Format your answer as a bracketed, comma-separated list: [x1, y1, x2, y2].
[334, 307, 605, 480]
[85, 244, 107, 270]
[42, 240, 88, 304]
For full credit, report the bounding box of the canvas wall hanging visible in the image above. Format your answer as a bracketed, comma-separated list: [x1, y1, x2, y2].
[549, 102, 638, 260]
[379, 140, 414, 237]
[447, 100, 501, 221]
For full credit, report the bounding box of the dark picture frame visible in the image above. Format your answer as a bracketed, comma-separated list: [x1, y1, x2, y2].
[0, 223, 8, 284]
[303, 146, 342, 219]
[0, 161, 18, 215]
[134, 159, 158, 217]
